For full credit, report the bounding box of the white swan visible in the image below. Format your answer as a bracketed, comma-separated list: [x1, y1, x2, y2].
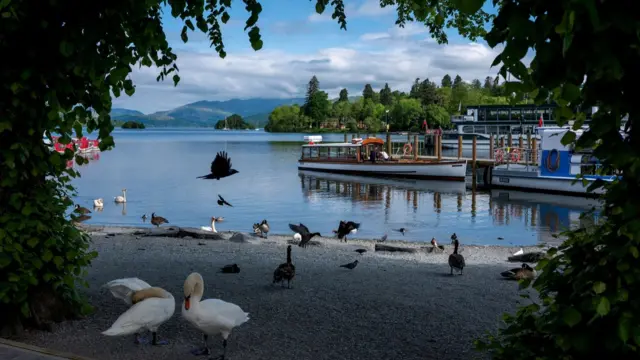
[93, 198, 104, 207]
[201, 217, 223, 232]
[102, 278, 175, 345]
[114, 188, 127, 203]
[293, 233, 302, 242]
[182, 272, 249, 359]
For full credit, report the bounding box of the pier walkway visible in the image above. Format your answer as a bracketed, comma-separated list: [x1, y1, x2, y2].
[0, 338, 94, 360]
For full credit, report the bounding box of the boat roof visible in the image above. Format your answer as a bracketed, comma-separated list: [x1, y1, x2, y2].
[302, 142, 361, 148]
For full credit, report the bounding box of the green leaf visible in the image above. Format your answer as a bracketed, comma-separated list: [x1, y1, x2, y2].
[562, 307, 582, 327]
[8, 273, 20, 282]
[42, 250, 53, 262]
[630, 246, 639, 258]
[453, 0, 485, 15]
[0, 253, 11, 268]
[596, 297, 611, 316]
[20, 302, 30, 317]
[26, 237, 38, 248]
[59, 41, 74, 57]
[593, 282, 606, 294]
[619, 317, 631, 343]
[53, 256, 64, 267]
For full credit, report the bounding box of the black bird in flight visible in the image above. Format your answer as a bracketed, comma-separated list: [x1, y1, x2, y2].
[197, 151, 239, 180]
[340, 260, 359, 269]
[289, 223, 321, 248]
[217, 195, 233, 207]
[393, 228, 407, 236]
[336, 220, 360, 243]
[378, 234, 388, 242]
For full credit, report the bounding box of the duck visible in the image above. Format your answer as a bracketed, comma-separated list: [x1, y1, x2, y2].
[501, 263, 537, 280]
[289, 223, 321, 248]
[430, 238, 445, 252]
[114, 189, 127, 203]
[197, 151, 239, 180]
[102, 277, 175, 345]
[93, 198, 104, 207]
[74, 204, 92, 215]
[201, 217, 222, 232]
[448, 234, 465, 275]
[182, 272, 250, 360]
[273, 245, 296, 288]
[336, 220, 360, 242]
[150, 213, 169, 228]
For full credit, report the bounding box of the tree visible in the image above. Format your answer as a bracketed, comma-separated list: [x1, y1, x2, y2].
[452, 74, 464, 88]
[418, 79, 441, 106]
[121, 121, 146, 129]
[441, 74, 453, 88]
[483, 76, 493, 91]
[303, 76, 320, 113]
[332, 101, 352, 128]
[424, 104, 450, 129]
[390, 98, 423, 131]
[362, 84, 374, 100]
[306, 91, 330, 127]
[379, 83, 393, 106]
[471, 79, 482, 90]
[215, 114, 251, 130]
[265, 105, 302, 132]
[338, 88, 349, 102]
[409, 78, 421, 98]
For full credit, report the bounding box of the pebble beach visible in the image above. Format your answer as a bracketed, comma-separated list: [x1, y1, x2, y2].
[14, 225, 543, 360]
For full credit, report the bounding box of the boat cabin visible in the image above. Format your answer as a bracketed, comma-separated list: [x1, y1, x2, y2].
[300, 137, 386, 163]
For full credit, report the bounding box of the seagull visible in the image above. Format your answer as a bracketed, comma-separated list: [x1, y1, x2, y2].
[336, 221, 360, 243]
[289, 223, 321, 248]
[340, 260, 359, 269]
[393, 228, 407, 236]
[197, 151, 239, 180]
[217, 195, 233, 207]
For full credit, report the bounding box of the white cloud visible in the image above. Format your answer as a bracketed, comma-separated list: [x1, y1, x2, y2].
[354, 0, 396, 17]
[113, 29, 512, 114]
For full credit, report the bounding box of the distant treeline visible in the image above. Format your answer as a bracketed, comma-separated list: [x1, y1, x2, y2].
[121, 121, 146, 129]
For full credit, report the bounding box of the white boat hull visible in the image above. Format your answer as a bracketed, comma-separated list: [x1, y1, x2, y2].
[298, 160, 467, 181]
[491, 171, 606, 196]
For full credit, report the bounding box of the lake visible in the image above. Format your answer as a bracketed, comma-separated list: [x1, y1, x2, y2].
[70, 128, 602, 246]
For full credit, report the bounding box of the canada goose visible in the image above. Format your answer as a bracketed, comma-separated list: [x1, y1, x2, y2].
[182, 273, 249, 360]
[74, 204, 92, 215]
[448, 235, 465, 275]
[217, 194, 233, 207]
[150, 213, 169, 227]
[289, 223, 321, 248]
[501, 263, 537, 280]
[114, 189, 127, 203]
[197, 151, 239, 180]
[72, 214, 91, 223]
[336, 221, 360, 242]
[93, 198, 104, 207]
[253, 220, 269, 238]
[340, 260, 359, 269]
[273, 245, 295, 288]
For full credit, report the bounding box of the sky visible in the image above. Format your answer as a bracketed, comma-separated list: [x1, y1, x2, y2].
[113, 0, 505, 114]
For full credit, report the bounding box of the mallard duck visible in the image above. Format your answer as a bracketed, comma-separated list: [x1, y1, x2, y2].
[273, 245, 295, 288]
[448, 234, 465, 275]
[289, 223, 321, 248]
[501, 263, 536, 280]
[74, 204, 92, 214]
[336, 220, 360, 242]
[430, 238, 445, 252]
[253, 220, 269, 238]
[150, 213, 169, 228]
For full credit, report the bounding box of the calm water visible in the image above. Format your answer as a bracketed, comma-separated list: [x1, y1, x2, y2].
[70, 128, 602, 246]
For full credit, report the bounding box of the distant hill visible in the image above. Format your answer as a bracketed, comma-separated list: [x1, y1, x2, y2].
[110, 98, 305, 127]
[244, 112, 270, 128]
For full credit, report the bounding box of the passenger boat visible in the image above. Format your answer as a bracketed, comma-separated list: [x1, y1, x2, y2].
[298, 137, 467, 181]
[487, 126, 618, 196]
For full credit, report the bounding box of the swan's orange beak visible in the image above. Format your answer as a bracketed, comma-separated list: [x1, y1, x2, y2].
[184, 297, 190, 310]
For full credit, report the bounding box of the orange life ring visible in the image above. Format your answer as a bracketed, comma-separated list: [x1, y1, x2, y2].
[510, 148, 521, 162]
[403, 143, 413, 156]
[495, 149, 505, 163]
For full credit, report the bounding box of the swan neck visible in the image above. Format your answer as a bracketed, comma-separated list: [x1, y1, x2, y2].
[211, 220, 216, 232]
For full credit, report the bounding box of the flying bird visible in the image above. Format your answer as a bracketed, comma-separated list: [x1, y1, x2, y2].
[336, 221, 360, 242]
[289, 223, 321, 248]
[197, 151, 239, 180]
[340, 260, 359, 270]
[217, 195, 233, 207]
[378, 234, 388, 242]
[393, 228, 407, 236]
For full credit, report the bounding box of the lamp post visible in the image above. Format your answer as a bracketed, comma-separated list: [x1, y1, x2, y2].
[385, 109, 390, 132]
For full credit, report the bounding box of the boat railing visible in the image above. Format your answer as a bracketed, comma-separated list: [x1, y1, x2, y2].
[493, 146, 539, 171]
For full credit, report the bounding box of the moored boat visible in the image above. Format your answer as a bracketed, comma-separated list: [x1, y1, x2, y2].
[297, 137, 467, 181]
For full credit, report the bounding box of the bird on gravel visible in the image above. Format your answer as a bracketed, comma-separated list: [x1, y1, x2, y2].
[74, 204, 92, 214]
[378, 234, 388, 242]
[72, 214, 91, 223]
[217, 194, 233, 207]
[430, 238, 445, 252]
[220, 264, 240, 274]
[336, 220, 360, 242]
[355, 249, 367, 255]
[197, 151, 239, 180]
[448, 235, 465, 275]
[501, 263, 536, 280]
[393, 228, 407, 236]
[253, 220, 269, 238]
[289, 223, 321, 248]
[273, 245, 296, 288]
[150, 213, 169, 228]
[340, 260, 359, 270]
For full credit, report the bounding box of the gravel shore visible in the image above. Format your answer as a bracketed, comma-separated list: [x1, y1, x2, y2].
[16, 226, 541, 360]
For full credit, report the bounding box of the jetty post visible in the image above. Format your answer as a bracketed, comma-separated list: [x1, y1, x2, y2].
[413, 135, 419, 160]
[500, 136, 505, 148]
[489, 134, 494, 159]
[344, 133, 348, 142]
[457, 135, 463, 159]
[472, 135, 478, 182]
[508, 133, 513, 148]
[386, 132, 391, 155]
[436, 134, 442, 160]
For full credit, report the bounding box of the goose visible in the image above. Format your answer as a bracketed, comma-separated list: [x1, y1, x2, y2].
[72, 214, 91, 223]
[102, 278, 175, 345]
[340, 260, 359, 269]
[182, 272, 249, 360]
[114, 188, 127, 203]
[273, 245, 295, 288]
[448, 234, 465, 275]
[252, 220, 269, 238]
[150, 213, 169, 227]
[430, 238, 445, 252]
[336, 220, 360, 242]
[93, 198, 104, 207]
[501, 263, 537, 280]
[201, 217, 222, 232]
[289, 223, 321, 248]
[74, 204, 92, 215]
[197, 151, 239, 180]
